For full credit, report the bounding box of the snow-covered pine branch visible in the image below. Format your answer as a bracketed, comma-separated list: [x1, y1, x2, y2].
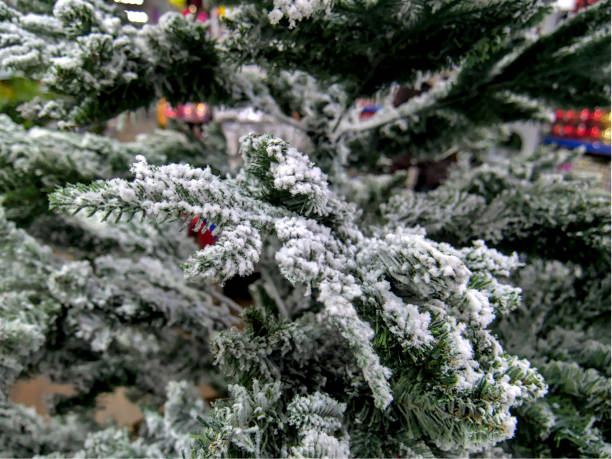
[1, 1, 610, 456]
[0, 3, 225, 125]
[0, 205, 235, 417]
[0, 114, 228, 223]
[51, 133, 546, 447]
[381, 147, 611, 267]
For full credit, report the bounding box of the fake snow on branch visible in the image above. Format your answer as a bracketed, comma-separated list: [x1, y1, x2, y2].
[50, 133, 546, 422]
[268, 0, 332, 28]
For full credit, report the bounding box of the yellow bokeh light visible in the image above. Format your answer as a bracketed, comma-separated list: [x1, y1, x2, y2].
[156, 98, 167, 128]
[168, 0, 186, 9]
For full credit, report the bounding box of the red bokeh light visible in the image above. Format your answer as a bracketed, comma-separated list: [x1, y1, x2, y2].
[579, 109, 590, 121]
[592, 109, 602, 122]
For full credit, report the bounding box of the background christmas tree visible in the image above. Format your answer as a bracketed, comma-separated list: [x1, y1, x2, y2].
[0, 0, 609, 457]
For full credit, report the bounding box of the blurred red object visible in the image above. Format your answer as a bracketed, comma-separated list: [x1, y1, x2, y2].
[574, 0, 602, 12]
[592, 109, 602, 122]
[196, 230, 216, 248]
[579, 109, 589, 121]
[164, 102, 211, 124]
[186, 215, 216, 248]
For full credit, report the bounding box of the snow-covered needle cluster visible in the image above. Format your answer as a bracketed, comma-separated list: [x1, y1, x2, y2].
[267, 0, 331, 28]
[50, 132, 548, 453]
[0, 0, 609, 457]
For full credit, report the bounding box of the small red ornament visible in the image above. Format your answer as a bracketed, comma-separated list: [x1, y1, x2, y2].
[181, 212, 217, 248]
[592, 109, 602, 122]
[197, 229, 216, 248]
[579, 109, 590, 121]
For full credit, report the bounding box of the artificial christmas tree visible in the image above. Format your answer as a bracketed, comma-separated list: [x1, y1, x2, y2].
[0, 0, 609, 457]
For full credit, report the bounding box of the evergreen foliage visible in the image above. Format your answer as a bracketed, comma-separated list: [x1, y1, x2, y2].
[0, 114, 228, 223]
[496, 259, 610, 457]
[0, 0, 226, 125]
[0, 0, 609, 457]
[381, 148, 611, 268]
[381, 145, 611, 457]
